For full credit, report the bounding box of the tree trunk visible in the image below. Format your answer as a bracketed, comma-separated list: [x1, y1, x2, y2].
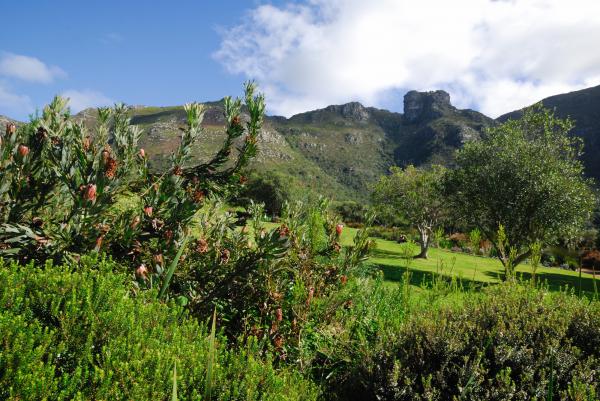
[415, 228, 430, 259]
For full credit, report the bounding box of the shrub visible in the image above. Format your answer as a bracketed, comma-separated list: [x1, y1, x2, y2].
[340, 283, 600, 401]
[333, 200, 369, 224]
[0, 83, 263, 280]
[0, 257, 319, 400]
[170, 199, 374, 358]
[368, 226, 409, 243]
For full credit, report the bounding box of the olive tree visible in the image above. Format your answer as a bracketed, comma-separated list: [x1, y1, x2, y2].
[373, 164, 447, 258]
[446, 104, 596, 279]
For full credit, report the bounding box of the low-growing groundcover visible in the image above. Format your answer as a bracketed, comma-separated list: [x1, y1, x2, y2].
[0, 257, 319, 401]
[2, 256, 599, 400]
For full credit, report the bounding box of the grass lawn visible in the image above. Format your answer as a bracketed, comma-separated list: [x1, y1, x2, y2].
[338, 226, 600, 297]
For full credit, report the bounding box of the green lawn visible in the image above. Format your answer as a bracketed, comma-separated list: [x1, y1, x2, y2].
[338, 227, 599, 297]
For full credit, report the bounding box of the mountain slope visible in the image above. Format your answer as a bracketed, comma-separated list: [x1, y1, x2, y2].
[1, 91, 495, 201]
[498, 84, 600, 182]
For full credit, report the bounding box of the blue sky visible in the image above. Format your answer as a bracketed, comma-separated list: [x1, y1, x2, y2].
[2, 0, 600, 120]
[1, 1, 290, 119]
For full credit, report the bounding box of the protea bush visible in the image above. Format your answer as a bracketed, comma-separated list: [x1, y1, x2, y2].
[0, 83, 263, 277]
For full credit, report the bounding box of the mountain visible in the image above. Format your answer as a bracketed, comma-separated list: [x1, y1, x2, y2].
[498, 84, 600, 183]
[0, 91, 495, 201]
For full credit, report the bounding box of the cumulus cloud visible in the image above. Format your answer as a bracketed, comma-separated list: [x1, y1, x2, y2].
[0, 53, 66, 84]
[215, 0, 600, 117]
[0, 82, 33, 117]
[61, 89, 113, 113]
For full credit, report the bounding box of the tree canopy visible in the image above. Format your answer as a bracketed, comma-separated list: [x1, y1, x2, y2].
[446, 104, 596, 278]
[373, 164, 447, 258]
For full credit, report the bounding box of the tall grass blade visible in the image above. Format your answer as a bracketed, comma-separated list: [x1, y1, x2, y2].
[171, 362, 178, 401]
[158, 235, 190, 300]
[204, 308, 217, 400]
[547, 351, 555, 401]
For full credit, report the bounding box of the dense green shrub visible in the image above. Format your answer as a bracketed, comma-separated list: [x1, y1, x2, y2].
[368, 226, 410, 243]
[321, 282, 600, 401]
[171, 199, 374, 357]
[0, 257, 319, 400]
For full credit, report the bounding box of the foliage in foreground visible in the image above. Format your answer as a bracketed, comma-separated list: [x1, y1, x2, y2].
[307, 277, 600, 401]
[0, 257, 319, 401]
[0, 83, 263, 277]
[2, 255, 600, 401]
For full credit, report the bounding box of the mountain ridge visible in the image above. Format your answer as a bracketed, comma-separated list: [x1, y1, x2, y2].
[3, 85, 599, 200]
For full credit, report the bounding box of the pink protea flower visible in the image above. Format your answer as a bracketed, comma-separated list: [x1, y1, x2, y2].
[6, 123, 17, 135]
[139, 148, 146, 158]
[143, 205, 153, 217]
[278, 225, 290, 238]
[83, 184, 97, 202]
[276, 307, 283, 322]
[135, 264, 148, 279]
[336, 224, 344, 236]
[18, 144, 30, 157]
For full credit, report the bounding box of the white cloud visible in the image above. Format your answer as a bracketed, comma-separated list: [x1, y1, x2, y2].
[0, 82, 33, 117]
[0, 53, 66, 84]
[61, 89, 113, 113]
[215, 0, 600, 117]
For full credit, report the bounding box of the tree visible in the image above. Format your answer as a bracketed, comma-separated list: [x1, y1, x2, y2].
[446, 104, 596, 280]
[373, 165, 447, 258]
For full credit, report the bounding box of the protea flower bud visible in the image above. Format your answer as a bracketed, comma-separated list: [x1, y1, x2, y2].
[95, 235, 104, 250]
[192, 189, 204, 203]
[306, 287, 314, 306]
[143, 205, 153, 217]
[82, 136, 91, 151]
[101, 149, 110, 164]
[340, 275, 348, 285]
[36, 127, 48, 140]
[220, 248, 231, 264]
[130, 215, 141, 229]
[139, 148, 146, 158]
[18, 144, 30, 157]
[273, 335, 284, 349]
[172, 166, 183, 176]
[275, 308, 283, 322]
[164, 229, 174, 243]
[104, 157, 117, 179]
[83, 184, 97, 202]
[153, 253, 164, 265]
[196, 238, 209, 253]
[239, 175, 248, 184]
[135, 264, 148, 280]
[6, 123, 17, 135]
[336, 224, 344, 236]
[231, 115, 242, 127]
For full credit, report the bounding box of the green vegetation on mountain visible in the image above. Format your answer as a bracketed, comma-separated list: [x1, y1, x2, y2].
[499, 84, 600, 183]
